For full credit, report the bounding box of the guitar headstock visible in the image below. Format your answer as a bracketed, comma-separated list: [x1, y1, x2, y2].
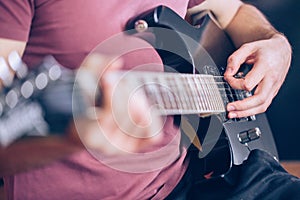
[0, 53, 85, 147]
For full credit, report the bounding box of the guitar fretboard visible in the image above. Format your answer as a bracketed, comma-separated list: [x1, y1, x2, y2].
[113, 71, 226, 116]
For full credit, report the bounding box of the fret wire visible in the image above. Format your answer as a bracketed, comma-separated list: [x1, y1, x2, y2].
[166, 76, 177, 110]
[187, 75, 201, 112]
[157, 77, 170, 109]
[191, 76, 202, 111]
[193, 76, 206, 111]
[175, 76, 190, 110]
[156, 76, 169, 109]
[206, 77, 216, 110]
[198, 75, 210, 111]
[169, 76, 184, 110]
[213, 76, 228, 105]
[159, 75, 178, 110]
[145, 77, 165, 109]
[156, 75, 180, 110]
[166, 76, 178, 110]
[193, 76, 203, 111]
[184, 75, 197, 111]
[207, 76, 218, 111]
[204, 76, 215, 111]
[200, 76, 210, 110]
[208, 77, 217, 111]
[182, 76, 192, 110]
[191, 76, 199, 110]
[142, 78, 159, 106]
[210, 77, 223, 110]
[183, 75, 196, 111]
[201, 76, 211, 111]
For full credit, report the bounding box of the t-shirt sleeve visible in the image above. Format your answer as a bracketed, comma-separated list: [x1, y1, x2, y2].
[0, 0, 34, 41]
[188, 0, 205, 8]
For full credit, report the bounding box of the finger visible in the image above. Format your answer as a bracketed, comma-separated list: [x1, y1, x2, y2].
[227, 77, 276, 118]
[116, 86, 163, 139]
[224, 43, 257, 77]
[225, 59, 266, 91]
[227, 103, 268, 119]
[101, 72, 118, 111]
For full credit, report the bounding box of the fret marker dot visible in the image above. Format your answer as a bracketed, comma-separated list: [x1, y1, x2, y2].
[35, 73, 48, 90]
[21, 81, 34, 99]
[49, 65, 62, 81]
[6, 90, 18, 108]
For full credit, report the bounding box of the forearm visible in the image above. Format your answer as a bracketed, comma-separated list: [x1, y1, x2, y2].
[225, 4, 286, 47]
[0, 135, 82, 177]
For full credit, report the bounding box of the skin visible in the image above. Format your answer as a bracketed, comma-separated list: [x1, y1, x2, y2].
[0, 2, 292, 176]
[224, 4, 292, 118]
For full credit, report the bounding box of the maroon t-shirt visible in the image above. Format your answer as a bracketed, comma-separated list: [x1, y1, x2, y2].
[0, 0, 203, 199]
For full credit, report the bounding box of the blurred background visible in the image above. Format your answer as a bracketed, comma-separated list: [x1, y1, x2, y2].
[246, 0, 300, 160]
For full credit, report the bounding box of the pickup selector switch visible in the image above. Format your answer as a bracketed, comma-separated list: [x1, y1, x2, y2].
[238, 127, 261, 144]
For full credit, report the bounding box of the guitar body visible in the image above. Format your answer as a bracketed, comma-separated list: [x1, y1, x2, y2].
[126, 5, 278, 179]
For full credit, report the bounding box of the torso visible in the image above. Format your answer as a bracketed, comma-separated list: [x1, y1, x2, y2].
[5, 0, 199, 199]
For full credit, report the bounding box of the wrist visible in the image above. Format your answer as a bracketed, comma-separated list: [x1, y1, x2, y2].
[224, 4, 279, 47]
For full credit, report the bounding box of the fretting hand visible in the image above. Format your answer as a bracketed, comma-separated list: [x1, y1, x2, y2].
[72, 54, 164, 155]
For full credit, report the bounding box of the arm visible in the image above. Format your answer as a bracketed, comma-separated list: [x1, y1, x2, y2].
[0, 136, 81, 177]
[0, 38, 83, 176]
[0, 38, 26, 57]
[0, 48, 163, 176]
[188, 0, 292, 118]
[224, 4, 292, 118]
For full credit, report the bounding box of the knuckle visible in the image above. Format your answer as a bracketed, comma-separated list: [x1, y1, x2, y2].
[242, 80, 254, 91]
[268, 71, 280, 82]
[241, 43, 252, 50]
[259, 102, 270, 113]
[256, 96, 266, 105]
[236, 111, 248, 118]
[259, 106, 268, 113]
[227, 56, 237, 68]
[227, 55, 235, 63]
[234, 101, 246, 111]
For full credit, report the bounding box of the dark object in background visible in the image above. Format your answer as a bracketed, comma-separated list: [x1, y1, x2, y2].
[246, 0, 300, 160]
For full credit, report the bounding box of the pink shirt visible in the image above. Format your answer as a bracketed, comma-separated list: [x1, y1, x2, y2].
[0, 0, 203, 199]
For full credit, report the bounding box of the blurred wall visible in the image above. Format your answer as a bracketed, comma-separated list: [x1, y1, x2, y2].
[246, 0, 300, 160]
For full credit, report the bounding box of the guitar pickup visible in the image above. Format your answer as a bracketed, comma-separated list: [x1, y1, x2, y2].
[238, 127, 261, 144]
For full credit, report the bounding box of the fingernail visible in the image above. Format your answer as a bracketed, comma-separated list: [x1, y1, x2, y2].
[229, 112, 237, 118]
[227, 105, 235, 111]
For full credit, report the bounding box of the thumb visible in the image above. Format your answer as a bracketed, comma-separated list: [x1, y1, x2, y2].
[225, 43, 256, 77]
[76, 54, 123, 107]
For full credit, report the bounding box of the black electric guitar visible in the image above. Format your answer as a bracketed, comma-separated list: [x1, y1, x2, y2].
[0, 6, 278, 180]
[124, 5, 278, 179]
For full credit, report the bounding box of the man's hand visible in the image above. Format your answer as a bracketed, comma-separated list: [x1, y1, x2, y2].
[74, 54, 163, 155]
[224, 34, 292, 118]
[188, 1, 293, 118]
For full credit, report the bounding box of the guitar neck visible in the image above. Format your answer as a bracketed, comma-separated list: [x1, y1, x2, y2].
[113, 71, 226, 116]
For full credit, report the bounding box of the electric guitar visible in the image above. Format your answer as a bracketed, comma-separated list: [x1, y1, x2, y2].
[124, 5, 278, 180]
[0, 5, 278, 180]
